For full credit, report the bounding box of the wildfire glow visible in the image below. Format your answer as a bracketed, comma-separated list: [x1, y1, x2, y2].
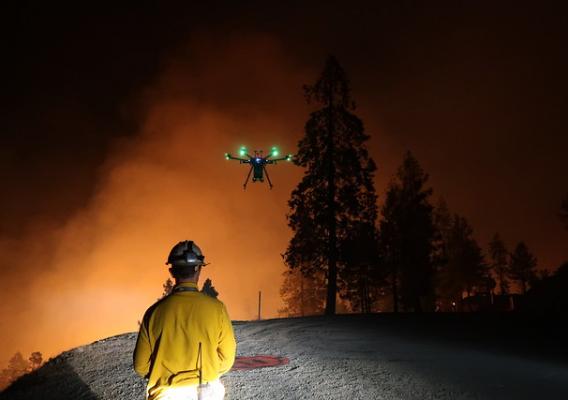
[0, 35, 308, 367]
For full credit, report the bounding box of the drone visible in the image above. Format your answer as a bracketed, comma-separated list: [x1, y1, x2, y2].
[225, 146, 293, 189]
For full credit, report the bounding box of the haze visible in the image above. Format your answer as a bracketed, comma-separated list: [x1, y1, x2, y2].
[2, 2, 567, 367]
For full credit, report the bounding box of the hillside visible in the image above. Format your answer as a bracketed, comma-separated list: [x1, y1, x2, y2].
[2, 314, 568, 399]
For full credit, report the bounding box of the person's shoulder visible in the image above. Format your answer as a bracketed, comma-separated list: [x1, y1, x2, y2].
[144, 296, 169, 316]
[197, 292, 230, 311]
[198, 292, 224, 305]
[140, 296, 170, 327]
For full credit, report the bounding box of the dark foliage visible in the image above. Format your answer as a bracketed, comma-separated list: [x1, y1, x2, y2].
[160, 278, 174, 299]
[378, 152, 436, 312]
[279, 268, 326, 317]
[488, 233, 510, 295]
[508, 242, 537, 294]
[28, 352, 43, 371]
[201, 278, 219, 298]
[436, 213, 492, 310]
[284, 56, 378, 315]
[0, 352, 31, 391]
[524, 261, 568, 311]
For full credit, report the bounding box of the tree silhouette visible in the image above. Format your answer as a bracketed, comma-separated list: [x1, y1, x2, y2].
[28, 352, 43, 371]
[378, 151, 435, 312]
[4, 352, 29, 384]
[201, 278, 219, 298]
[437, 214, 489, 309]
[279, 268, 326, 317]
[432, 198, 452, 309]
[284, 56, 378, 315]
[508, 241, 537, 294]
[525, 261, 568, 311]
[161, 278, 174, 299]
[340, 221, 381, 312]
[488, 233, 510, 294]
[432, 198, 452, 266]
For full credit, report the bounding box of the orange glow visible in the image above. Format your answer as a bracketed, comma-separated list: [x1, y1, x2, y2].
[2, 31, 567, 370]
[0, 35, 309, 366]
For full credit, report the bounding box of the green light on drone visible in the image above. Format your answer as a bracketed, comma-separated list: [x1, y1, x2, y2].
[224, 153, 230, 160]
[239, 146, 247, 157]
[271, 146, 279, 157]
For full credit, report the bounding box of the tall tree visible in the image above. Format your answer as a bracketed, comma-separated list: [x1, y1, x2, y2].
[432, 198, 452, 309]
[508, 241, 537, 294]
[437, 214, 489, 308]
[432, 198, 452, 261]
[488, 233, 510, 294]
[378, 151, 436, 312]
[284, 56, 378, 315]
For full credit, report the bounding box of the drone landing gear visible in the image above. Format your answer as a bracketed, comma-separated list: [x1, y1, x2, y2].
[242, 165, 273, 190]
[263, 166, 273, 190]
[243, 165, 253, 190]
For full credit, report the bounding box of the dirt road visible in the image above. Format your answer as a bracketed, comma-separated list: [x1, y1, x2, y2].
[2, 315, 568, 399]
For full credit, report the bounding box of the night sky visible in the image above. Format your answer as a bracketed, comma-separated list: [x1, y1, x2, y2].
[1, 1, 567, 366]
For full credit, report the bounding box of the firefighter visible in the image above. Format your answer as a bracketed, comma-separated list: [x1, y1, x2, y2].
[134, 240, 236, 400]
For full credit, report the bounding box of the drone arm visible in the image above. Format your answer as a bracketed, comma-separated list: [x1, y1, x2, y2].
[226, 153, 249, 162]
[268, 156, 293, 163]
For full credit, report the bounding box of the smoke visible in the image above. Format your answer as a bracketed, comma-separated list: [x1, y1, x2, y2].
[0, 32, 309, 366]
[4, 20, 568, 370]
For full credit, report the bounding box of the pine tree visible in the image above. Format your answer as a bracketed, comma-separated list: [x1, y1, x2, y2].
[6, 352, 29, 382]
[161, 278, 174, 299]
[432, 198, 452, 309]
[432, 199, 452, 274]
[437, 214, 489, 308]
[508, 241, 537, 294]
[340, 221, 381, 313]
[378, 151, 435, 312]
[28, 352, 43, 370]
[278, 268, 326, 317]
[488, 233, 510, 294]
[284, 56, 378, 315]
[201, 278, 219, 298]
[432, 198, 452, 262]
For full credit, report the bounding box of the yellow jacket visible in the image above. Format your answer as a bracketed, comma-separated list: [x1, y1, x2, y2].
[133, 282, 236, 400]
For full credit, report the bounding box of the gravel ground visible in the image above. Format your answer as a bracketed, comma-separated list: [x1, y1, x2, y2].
[2, 315, 568, 399]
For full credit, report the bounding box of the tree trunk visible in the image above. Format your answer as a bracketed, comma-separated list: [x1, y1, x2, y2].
[325, 99, 338, 316]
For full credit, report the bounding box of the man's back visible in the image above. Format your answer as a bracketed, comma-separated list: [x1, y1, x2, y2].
[134, 281, 236, 400]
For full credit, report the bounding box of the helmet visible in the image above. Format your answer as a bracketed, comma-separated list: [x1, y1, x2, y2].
[166, 240, 206, 268]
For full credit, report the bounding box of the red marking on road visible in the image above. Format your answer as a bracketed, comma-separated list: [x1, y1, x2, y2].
[231, 355, 290, 371]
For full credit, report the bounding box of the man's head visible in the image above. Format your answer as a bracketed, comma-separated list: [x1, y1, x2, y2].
[166, 240, 206, 283]
[169, 265, 201, 282]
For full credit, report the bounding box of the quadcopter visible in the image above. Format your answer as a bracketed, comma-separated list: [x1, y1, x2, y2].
[225, 146, 292, 189]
